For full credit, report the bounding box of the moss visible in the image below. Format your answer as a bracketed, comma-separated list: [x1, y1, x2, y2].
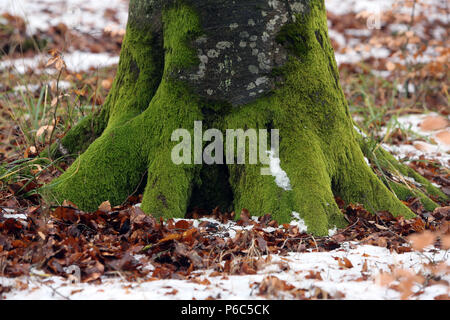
[140, 4, 205, 218]
[388, 182, 438, 212]
[106, 23, 164, 126]
[44, 19, 165, 160]
[48, 3, 204, 214]
[375, 147, 447, 202]
[276, 23, 311, 57]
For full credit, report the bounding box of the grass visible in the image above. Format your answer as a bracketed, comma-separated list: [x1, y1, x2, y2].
[0, 55, 117, 205]
[0, 61, 116, 155]
[341, 64, 448, 145]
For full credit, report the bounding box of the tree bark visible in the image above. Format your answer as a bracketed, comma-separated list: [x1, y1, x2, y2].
[46, 0, 446, 235]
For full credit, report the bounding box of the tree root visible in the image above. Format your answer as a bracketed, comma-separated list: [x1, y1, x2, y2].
[45, 1, 448, 236]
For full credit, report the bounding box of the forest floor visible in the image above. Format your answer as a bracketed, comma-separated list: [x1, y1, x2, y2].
[0, 0, 449, 300]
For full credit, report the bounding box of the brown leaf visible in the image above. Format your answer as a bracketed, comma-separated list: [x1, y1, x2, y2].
[305, 270, 323, 280]
[242, 262, 257, 275]
[361, 260, 368, 273]
[420, 116, 448, 131]
[433, 206, 450, 218]
[435, 130, 450, 146]
[258, 276, 295, 296]
[441, 235, 450, 250]
[52, 206, 79, 223]
[165, 288, 178, 295]
[408, 231, 436, 251]
[175, 220, 191, 230]
[338, 257, 353, 268]
[158, 233, 182, 243]
[98, 200, 111, 212]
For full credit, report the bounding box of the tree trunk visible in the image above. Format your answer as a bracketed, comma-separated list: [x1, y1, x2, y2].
[46, 0, 446, 235]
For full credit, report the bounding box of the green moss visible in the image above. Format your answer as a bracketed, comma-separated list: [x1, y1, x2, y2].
[389, 182, 438, 211]
[48, 3, 204, 214]
[140, 4, 204, 218]
[106, 23, 164, 125]
[375, 147, 447, 202]
[276, 23, 311, 57]
[44, 20, 165, 160]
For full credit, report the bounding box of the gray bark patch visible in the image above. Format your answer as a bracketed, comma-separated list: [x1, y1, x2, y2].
[178, 0, 305, 106]
[128, 0, 311, 106]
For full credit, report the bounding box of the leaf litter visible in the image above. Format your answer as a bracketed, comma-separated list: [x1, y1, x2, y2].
[0, 196, 449, 299]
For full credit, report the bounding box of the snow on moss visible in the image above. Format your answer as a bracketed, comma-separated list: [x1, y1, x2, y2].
[267, 149, 292, 191]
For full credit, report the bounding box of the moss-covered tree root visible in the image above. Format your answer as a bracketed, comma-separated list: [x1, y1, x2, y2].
[46, 0, 447, 236]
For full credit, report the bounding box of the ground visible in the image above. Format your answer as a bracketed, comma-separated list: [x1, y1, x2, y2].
[0, 0, 449, 300]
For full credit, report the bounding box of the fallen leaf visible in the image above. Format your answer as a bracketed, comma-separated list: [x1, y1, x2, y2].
[98, 200, 111, 212]
[420, 116, 448, 131]
[338, 257, 353, 268]
[408, 231, 436, 251]
[434, 130, 450, 146]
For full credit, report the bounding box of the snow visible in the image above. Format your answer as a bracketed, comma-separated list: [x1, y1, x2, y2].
[13, 80, 72, 92]
[325, 0, 394, 16]
[328, 226, 338, 237]
[2, 206, 447, 300]
[291, 211, 308, 233]
[325, 0, 448, 24]
[335, 47, 391, 66]
[266, 149, 292, 191]
[0, 0, 128, 35]
[380, 113, 450, 167]
[1, 208, 28, 220]
[2, 213, 28, 220]
[1, 243, 448, 300]
[0, 52, 120, 74]
[0, 0, 446, 73]
[325, 0, 447, 68]
[0, 0, 124, 73]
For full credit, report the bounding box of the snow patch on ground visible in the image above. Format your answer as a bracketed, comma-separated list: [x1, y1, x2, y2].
[381, 113, 450, 167]
[0, 51, 120, 74]
[325, 0, 447, 68]
[328, 226, 338, 237]
[0, 0, 128, 35]
[1, 0, 445, 74]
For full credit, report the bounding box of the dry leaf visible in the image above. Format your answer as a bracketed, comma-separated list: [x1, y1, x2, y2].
[435, 130, 450, 146]
[408, 231, 436, 251]
[98, 200, 111, 212]
[441, 235, 450, 250]
[36, 125, 54, 138]
[420, 116, 448, 131]
[338, 257, 353, 268]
